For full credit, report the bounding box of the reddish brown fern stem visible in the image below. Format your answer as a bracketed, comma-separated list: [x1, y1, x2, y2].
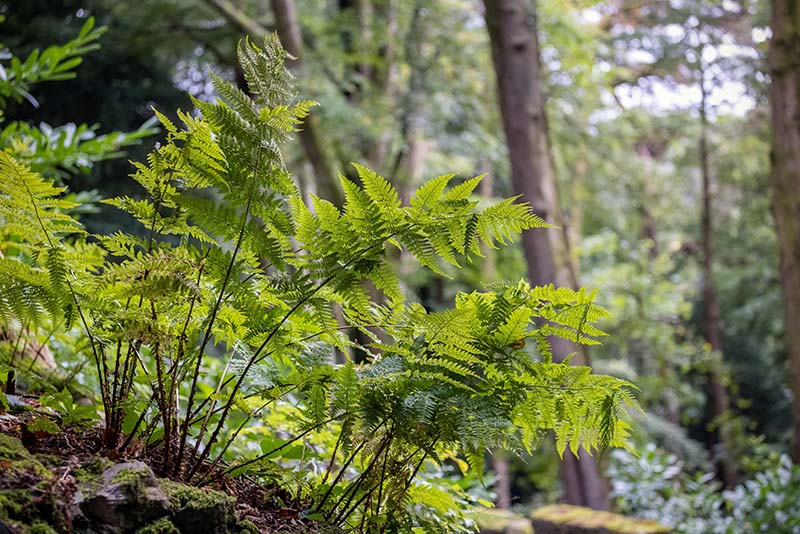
[176, 149, 262, 475]
[188, 231, 407, 479]
[328, 429, 395, 524]
[198, 413, 343, 486]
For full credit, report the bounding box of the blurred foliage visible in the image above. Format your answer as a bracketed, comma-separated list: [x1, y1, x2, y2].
[609, 444, 800, 533]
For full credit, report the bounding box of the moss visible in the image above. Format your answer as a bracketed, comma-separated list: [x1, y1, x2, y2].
[474, 509, 534, 534]
[531, 505, 670, 534]
[75, 456, 114, 483]
[0, 434, 28, 460]
[110, 466, 152, 485]
[0, 435, 57, 530]
[136, 517, 180, 534]
[0, 490, 60, 534]
[160, 480, 235, 513]
[0, 435, 52, 480]
[0, 489, 34, 518]
[236, 519, 259, 534]
[27, 521, 59, 534]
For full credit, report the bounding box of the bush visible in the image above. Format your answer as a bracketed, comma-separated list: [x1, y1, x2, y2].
[609, 444, 800, 533]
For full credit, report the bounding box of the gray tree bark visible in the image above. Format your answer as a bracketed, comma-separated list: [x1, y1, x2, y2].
[483, 0, 609, 510]
[769, 0, 800, 462]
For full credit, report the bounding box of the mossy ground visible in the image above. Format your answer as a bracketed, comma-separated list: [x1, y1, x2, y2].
[474, 508, 534, 534]
[136, 517, 180, 534]
[0, 434, 70, 533]
[531, 504, 670, 533]
[0, 424, 335, 533]
[160, 479, 235, 512]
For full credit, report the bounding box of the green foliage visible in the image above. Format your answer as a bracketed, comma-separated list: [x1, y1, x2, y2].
[609, 444, 800, 534]
[0, 34, 634, 531]
[0, 16, 156, 181]
[0, 16, 103, 108]
[41, 387, 97, 426]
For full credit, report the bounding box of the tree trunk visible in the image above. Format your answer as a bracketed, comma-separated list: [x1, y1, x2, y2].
[270, 0, 343, 206]
[769, 0, 800, 462]
[483, 0, 609, 511]
[698, 64, 736, 487]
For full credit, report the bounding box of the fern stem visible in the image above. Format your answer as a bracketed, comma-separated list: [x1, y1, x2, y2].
[316, 415, 390, 511]
[200, 383, 301, 476]
[320, 423, 344, 487]
[199, 412, 342, 486]
[192, 229, 408, 475]
[329, 430, 394, 524]
[177, 149, 262, 474]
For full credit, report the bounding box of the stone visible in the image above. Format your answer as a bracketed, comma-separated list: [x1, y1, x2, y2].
[475, 508, 534, 534]
[79, 462, 170, 532]
[530, 505, 670, 534]
[160, 480, 235, 534]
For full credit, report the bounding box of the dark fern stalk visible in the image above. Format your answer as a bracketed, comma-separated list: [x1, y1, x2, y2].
[177, 150, 262, 477]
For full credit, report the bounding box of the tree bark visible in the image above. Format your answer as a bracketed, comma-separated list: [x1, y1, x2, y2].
[483, 0, 609, 511]
[769, 0, 800, 462]
[698, 62, 736, 487]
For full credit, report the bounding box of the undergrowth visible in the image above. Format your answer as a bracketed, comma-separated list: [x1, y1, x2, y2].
[0, 28, 637, 532]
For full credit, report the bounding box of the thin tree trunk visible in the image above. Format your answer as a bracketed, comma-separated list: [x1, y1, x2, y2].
[483, 0, 609, 511]
[271, 0, 343, 206]
[768, 0, 800, 462]
[202, 0, 342, 205]
[698, 63, 736, 487]
[368, 0, 400, 171]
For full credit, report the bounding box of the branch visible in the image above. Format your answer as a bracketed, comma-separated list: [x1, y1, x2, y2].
[202, 0, 268, 40]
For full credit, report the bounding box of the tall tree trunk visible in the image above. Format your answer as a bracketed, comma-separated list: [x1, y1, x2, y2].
[698, 62, 736, 487]
[768, 0, 800, 462]
[636, 144, 681, 425]
[483, 0, 609, 511]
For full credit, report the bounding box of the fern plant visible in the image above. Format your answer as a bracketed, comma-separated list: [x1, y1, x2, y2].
[0, 34, 636, 532]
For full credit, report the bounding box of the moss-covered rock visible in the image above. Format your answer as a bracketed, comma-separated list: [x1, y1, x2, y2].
[137, 517, 181, 534]
[161, 480, 235, 534]
[530, 505, 670, 534]
[0, 435, 66, 533]
[0, 434, 27, 460]
[78, 461, 170, 531]
[475, 508, 534, 534]
[0, 434, 51, 479]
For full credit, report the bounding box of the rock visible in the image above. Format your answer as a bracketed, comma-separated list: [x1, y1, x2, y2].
[530, 504, 670, 534]
[475, 508, 534, 534]
[160, 480, 235, 534]
[79, 462, 170, 532]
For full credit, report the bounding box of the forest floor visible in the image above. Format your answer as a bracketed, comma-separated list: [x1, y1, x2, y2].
[0, 396, 339, 534]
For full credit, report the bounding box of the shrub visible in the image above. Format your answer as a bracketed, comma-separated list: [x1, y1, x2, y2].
[609, 444, 800, 534]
